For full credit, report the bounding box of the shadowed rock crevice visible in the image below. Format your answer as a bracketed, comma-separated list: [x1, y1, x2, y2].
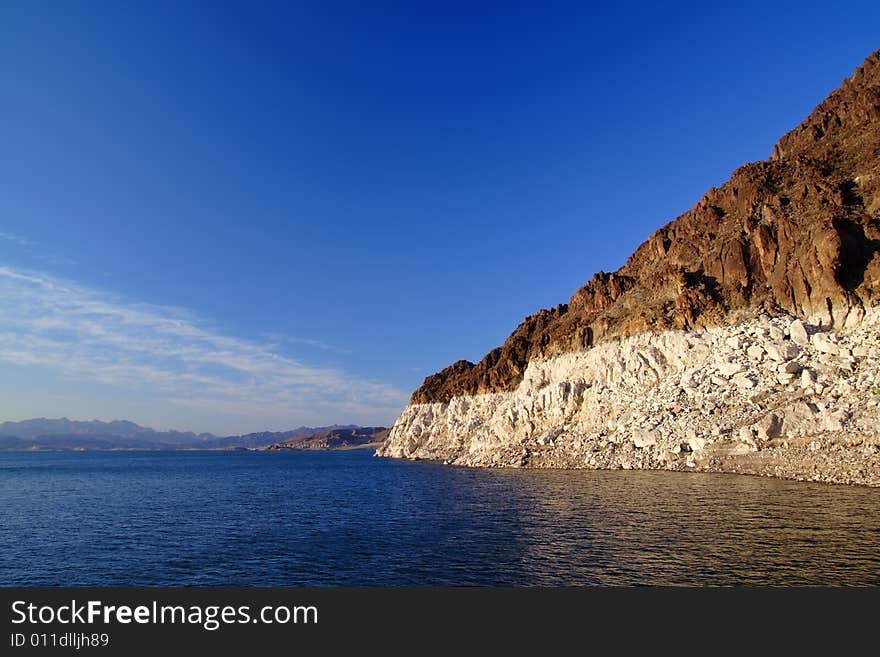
[835, 217, 880, 291]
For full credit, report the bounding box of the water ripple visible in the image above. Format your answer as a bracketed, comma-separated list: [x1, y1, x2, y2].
[0, 451, 878, 586]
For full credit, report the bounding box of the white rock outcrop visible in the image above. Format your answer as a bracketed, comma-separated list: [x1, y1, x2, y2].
[377, 311, 880, 486]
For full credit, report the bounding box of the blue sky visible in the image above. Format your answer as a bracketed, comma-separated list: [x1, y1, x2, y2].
[1, 2, 878, 433]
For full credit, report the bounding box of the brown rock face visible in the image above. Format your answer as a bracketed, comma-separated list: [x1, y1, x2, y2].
[412, 50, 880, 405]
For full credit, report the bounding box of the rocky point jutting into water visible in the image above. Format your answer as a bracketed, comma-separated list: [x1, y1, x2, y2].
[377, 50, 880, 486]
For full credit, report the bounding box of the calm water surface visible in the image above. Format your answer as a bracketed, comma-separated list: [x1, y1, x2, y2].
[1, 450, 878, 585]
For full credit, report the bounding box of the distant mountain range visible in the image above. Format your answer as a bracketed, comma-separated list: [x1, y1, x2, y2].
[0, 418, 386, 451]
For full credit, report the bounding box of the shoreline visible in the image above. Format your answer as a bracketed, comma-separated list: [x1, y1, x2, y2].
[374, 449, 880, 488]
[0, 442, 387, 454]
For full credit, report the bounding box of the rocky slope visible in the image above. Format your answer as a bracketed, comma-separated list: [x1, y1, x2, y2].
[377, 50, 880, 486]
[264, 426, 389, 450]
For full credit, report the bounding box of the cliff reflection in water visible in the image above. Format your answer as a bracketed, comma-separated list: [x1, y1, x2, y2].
[490, 469, 880, 585]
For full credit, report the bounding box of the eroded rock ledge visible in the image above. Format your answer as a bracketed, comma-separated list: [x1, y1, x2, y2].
[377, 311, 880, 486]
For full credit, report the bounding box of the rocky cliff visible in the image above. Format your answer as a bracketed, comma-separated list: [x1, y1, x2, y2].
[377, 50, 880, 486]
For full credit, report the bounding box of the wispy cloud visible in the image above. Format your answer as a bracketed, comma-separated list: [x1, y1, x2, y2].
[0, 231, 77, 267]
[261, 331, 351, 354]
[0, 265, 408, 428]
[0, 231, 34, 247]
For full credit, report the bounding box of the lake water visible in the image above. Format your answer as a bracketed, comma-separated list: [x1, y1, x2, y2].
[1, 450, 878, 586]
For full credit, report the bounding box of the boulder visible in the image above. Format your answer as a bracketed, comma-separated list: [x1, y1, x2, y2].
[631, 430, 657, 448]
[747, 345, 765, 361]
[725, 336, 744, 350]
[778, 360, 802, 374]
[779, 401, 819, 436]
[821, 409, 847, 432]
[754, 412, 782, 440]
[718, 361, 745, 376]
[800, 368, 817, 387]
[765, 343, 801, 362]
[811, 333, 839, 355]
[789, 319, 810, 347]
[687, 436, 707, 452]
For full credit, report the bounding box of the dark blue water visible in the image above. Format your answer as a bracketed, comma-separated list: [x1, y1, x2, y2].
[1, 450, 878, 586]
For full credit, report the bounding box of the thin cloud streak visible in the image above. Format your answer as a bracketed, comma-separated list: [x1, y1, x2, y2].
[0, 265, 408, 427]
[0, 231, 77, 267]
[262, 331, 352, 354]
[0, 231, 34, 247]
